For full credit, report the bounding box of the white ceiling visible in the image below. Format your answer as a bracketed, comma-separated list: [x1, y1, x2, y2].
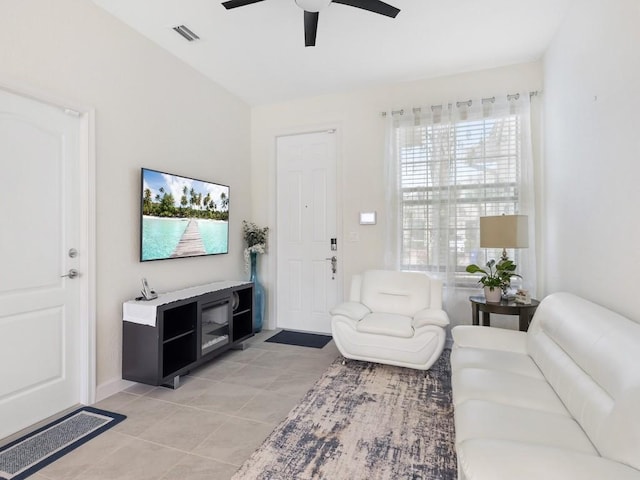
[91, 0, 574, 106]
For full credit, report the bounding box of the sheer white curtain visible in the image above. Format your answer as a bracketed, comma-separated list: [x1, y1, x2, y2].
[384, 93, 537, 324]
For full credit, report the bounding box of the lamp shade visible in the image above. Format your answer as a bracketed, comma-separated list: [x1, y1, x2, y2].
[480, 215, 528, 249]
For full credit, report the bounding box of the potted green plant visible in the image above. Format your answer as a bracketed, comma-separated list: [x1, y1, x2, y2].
[466, 259, 520, 303]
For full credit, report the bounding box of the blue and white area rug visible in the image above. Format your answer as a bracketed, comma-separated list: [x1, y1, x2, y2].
[0, 407, 126, 480]
[232, 350, 456, 480]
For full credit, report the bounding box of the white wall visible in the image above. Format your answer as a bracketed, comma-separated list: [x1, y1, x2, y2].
[542, 0, 640, 321]
[0, 0, 251, 395]
[251, 62, 543, 328]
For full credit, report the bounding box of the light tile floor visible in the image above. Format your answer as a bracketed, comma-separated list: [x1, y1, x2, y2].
[7, 331, 340, 480]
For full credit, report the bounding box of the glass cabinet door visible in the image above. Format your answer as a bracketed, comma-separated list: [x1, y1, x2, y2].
[200, 300, 230, 355]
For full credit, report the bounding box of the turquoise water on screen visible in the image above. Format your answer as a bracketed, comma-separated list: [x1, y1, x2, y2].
[142, 216, 228, 260]
[142, 217, 188, 260]
[198, 219, 229, 254]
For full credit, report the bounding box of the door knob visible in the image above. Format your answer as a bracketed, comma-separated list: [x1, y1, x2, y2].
[325, 256, 337, 279]
[61, 269, 79, 279]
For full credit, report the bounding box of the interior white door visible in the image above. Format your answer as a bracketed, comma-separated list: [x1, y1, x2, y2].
[276, 130, 340, 334]
[0, 88, 82, 439]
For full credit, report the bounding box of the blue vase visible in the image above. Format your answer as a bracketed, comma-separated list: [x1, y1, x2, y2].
[249, 251, 265, 333]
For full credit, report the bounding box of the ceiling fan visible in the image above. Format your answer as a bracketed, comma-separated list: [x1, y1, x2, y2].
[222, 0, 400, 47]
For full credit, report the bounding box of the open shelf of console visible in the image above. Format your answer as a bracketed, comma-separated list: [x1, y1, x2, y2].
[122, 281, 254, 388]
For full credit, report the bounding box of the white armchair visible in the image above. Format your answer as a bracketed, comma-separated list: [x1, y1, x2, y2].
[330, 270, 449, 370]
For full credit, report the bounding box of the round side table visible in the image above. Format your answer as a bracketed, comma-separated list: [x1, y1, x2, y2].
[469, 296, 540, 332]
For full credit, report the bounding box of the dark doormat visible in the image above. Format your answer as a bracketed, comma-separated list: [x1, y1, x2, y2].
[0, 406, 126, 480]
[265, 330, 332, 349]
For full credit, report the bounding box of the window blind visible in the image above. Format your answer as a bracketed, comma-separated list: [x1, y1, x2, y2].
[396, 114, 522, 287]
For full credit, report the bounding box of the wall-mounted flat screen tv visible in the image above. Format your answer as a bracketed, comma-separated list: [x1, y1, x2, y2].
[140, 168, 229, 261]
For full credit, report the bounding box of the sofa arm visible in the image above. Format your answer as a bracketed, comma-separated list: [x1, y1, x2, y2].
[330, 302, 371, 321]
[458, 439, 640, 480]
[413, 309, 449, 328]
[452, 325, 527, 354]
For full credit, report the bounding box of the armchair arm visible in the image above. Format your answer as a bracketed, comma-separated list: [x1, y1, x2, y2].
[330, 301, 371, 321]
[413, 308, 450, 328]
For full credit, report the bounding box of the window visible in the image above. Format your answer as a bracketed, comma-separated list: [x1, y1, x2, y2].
[393, 107, 525, 288]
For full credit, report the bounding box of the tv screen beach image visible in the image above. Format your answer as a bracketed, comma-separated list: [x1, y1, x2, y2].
[141, 168, 229, 261]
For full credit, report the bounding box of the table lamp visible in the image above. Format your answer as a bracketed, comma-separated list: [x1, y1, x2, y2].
[480, 214, 528, 262]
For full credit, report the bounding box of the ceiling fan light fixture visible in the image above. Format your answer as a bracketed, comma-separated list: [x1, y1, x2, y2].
[295, 0, 332, 13]
[222, 0, 400, 46]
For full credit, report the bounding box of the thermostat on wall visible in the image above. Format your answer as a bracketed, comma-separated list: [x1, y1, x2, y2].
[359, 212, 377, 225]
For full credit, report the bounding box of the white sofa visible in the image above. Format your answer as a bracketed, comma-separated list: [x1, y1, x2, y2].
[330, 270, 449, 370]
[451, 292, 640, 480]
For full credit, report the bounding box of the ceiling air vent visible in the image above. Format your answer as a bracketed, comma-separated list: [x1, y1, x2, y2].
[172, 25, 200, 42]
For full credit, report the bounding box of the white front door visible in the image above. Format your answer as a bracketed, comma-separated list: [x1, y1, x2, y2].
[0, 88, 83, 439]
[276, 130, 340, 334]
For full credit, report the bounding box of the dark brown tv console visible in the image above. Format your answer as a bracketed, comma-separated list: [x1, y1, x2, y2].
[122, 281, 254, 388]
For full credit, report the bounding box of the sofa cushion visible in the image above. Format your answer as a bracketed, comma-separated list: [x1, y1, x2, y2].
[454, 399, 597, 455]
[451, 368, 569, 416]
[457, 439, 640, 480]
[451, 346, 544, 380]
[452, 325, 527, 354]
[355, 313, 414, 338]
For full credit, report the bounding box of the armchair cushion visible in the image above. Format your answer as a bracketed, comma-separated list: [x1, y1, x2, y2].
[330, 301, 371, 321]
[356, 313, 414, 338]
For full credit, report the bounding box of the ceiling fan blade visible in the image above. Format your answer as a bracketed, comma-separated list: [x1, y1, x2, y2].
[304, 11, 319, 47]
[222, 0, 265, 10]
[332, 0, 400, 18]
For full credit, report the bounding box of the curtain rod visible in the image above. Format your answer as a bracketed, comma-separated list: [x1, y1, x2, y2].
[381, 90, 541, 117]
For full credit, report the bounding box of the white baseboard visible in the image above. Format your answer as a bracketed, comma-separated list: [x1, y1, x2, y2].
[95, 377, 135, 403]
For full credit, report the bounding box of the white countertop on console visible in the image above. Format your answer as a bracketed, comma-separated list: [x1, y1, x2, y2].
[123, 280, 251, 327]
